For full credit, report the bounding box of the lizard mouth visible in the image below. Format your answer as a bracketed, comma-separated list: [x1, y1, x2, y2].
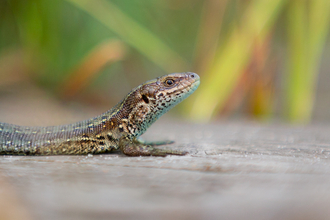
[190, 77, 200, 90]
[163, 72, 200, 98]
[180, 72, 200, 94]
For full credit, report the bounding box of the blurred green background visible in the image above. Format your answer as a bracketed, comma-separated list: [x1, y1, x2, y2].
[1, 0, 330, 124]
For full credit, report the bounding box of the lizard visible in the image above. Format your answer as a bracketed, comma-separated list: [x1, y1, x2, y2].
[0, 72, 200, 156]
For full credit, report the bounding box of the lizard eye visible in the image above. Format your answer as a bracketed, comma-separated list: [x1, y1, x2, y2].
[164, 78, 175, 86]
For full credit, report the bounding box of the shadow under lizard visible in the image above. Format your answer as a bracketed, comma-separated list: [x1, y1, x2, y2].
[0, 72, 200, 156]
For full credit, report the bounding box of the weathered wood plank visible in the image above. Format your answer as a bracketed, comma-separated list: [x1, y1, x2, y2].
[1, 121, 330, 220]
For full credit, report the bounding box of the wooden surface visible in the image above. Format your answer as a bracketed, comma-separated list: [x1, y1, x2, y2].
[1, 120, 330, 220]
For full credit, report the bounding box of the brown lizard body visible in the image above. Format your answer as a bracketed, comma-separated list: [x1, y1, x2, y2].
[0, 72, 200, 156]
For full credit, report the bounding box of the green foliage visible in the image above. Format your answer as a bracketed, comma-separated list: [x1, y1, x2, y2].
[0, 0, 329, 123]
[286, 0, 330, 123]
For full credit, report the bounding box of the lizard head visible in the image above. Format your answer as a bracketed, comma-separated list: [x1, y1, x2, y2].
[125, 72, 200, 137]
[139, 72, 200, 112]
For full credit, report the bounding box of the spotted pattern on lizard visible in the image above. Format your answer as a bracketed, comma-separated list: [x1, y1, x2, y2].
[0, 72, 200, 156]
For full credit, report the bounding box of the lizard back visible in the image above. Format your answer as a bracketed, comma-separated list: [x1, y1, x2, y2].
[0, 72, 200, 155]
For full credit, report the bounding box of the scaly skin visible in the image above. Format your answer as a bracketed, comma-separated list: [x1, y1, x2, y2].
[0, 72, 200, 156]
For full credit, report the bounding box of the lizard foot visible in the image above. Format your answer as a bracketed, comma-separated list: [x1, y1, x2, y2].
[120, 137, 187, 157]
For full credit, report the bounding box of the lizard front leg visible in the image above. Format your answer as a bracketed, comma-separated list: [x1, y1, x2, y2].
[119, 136, 187, 157]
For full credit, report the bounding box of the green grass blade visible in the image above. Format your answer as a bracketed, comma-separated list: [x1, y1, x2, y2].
[65, 0, 188, 72]
[189, 0, 285, 121]
[285, 0, 330, 123]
